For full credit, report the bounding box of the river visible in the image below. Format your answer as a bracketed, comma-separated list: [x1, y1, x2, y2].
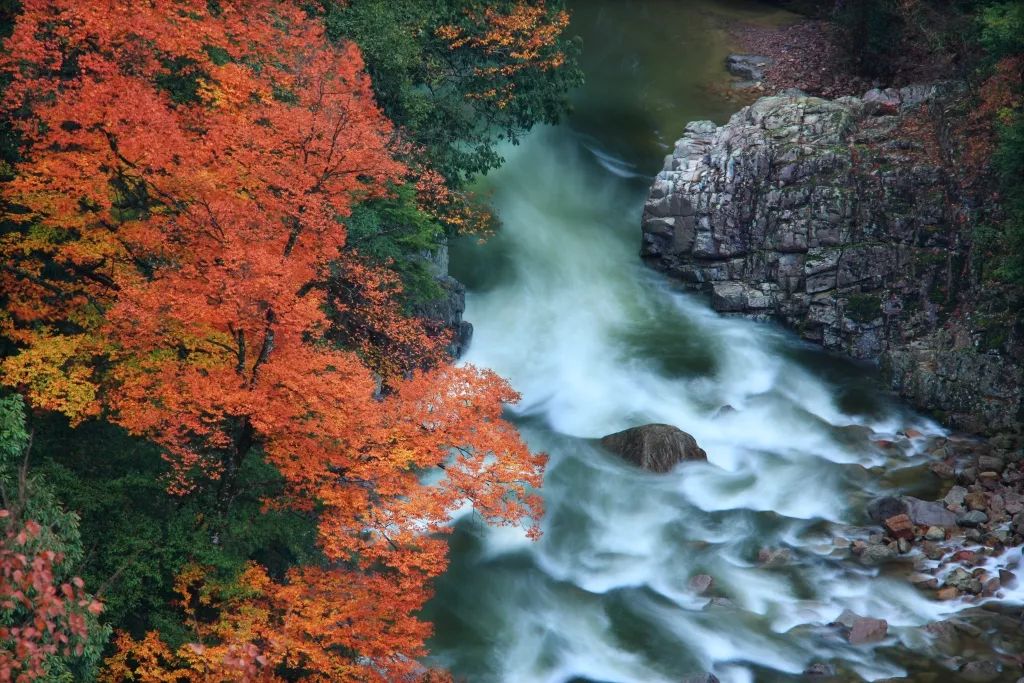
[426, 2, 999, 681]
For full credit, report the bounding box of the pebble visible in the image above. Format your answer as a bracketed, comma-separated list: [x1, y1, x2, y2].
[884, 513, 914, 540]
[965, 491, 988, 511]
[859, 543, 897, 565]
[944, 485, 968, 506]
[925, 526, 946, 541]
[921, 541, 946, 560]
[958, 510, 989, 528]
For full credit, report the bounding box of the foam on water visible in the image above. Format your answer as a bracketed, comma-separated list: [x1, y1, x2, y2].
[431, 127, 986, 682]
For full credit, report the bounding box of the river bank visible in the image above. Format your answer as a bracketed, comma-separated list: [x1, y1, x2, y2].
[634, 11, 1024, 680]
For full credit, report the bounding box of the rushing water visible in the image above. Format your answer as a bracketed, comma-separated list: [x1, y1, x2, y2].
[425, 2, 1007, 681]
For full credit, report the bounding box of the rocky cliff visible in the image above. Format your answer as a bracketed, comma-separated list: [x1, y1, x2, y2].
[641, 85, 1023, 434]
[413, 240, 474, 358]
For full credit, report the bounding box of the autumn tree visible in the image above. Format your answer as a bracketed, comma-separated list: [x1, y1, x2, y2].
[324, 0, 582, 185]
[0, 1, 544, 679]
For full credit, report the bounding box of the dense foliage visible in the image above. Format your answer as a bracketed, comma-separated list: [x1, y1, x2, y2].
[323, 0, 581, 186]
[979, 2, 1024, 284]
[0, 0, 576, 679]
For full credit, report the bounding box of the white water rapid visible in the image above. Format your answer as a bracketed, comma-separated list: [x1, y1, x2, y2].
[424, 3, 1022, 681]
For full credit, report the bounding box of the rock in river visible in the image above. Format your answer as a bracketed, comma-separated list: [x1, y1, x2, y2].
[903, 496, 959, 528]
[849, 617, 888, 645]
[600, 423, 707, 473]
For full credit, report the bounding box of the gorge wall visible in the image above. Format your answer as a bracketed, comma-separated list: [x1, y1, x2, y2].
[641, 85, 1023, 435]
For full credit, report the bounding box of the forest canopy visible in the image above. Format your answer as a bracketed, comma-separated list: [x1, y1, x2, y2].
[0, 1, 577, 680]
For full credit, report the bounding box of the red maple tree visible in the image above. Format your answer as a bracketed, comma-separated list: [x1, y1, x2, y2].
[1, 1, 545, 679]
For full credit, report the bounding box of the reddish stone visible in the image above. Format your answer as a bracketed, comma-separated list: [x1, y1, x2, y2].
[936, 587, 960, 600]
[952, 550, 978, 565]
[884, 514, 914, 541]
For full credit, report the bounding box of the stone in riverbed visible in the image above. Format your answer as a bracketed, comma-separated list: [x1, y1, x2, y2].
[848, 617, 888, 645]
[978, 455, 1006, 472]
[884, 514, 914, 540]
[599, 424, 707, 473]
[757, 546, 793, 566]
[944, 485, 968, 507]
[725, 54, 773, 82]
[803, 662, 836, 677]
[867, 496, 907, 524]
[904, 496, 959, 528]
[680, 674, 719, 683]
[921, 541, 946, 560]
[965, 491, 988, 511]
[945, 568, 983, 594]
[959, 659, 1001, 683]
[925, 526, 947, 541]
[958, 510, 989, 528]
[688, 574, 714, 595]
[859, 543, 897, 565]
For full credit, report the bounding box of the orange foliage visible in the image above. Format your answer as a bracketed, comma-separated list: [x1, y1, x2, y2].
[103, 563, 456, 683]
[1, 1, 545, 679]
[437, 1, 570, 107]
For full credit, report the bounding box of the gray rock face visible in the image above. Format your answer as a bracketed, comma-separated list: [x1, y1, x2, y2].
[641, 84, 1023, 435]
[412, 273, 473, 358]
[600, 423, 707, 473]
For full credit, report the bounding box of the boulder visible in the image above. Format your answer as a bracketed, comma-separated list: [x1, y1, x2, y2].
[600, 424, 707, 473]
